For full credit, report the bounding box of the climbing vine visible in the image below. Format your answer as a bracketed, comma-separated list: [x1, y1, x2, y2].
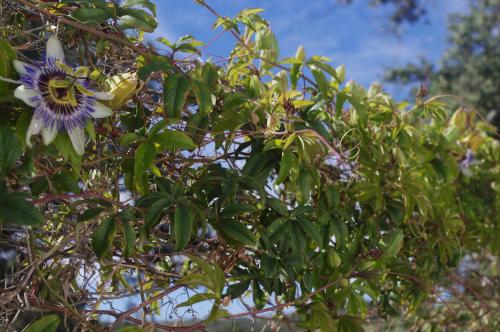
[0, 1, 498, 331]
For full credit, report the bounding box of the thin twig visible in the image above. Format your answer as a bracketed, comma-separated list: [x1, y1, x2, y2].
[195, 0, 318, 88]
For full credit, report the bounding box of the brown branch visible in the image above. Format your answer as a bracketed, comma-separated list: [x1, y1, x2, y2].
[31, 191, 129, 208]
[109, 284, 184, 329]
[448, 274, 491, 313]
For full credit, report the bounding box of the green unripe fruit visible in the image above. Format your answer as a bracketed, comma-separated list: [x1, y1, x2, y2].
[338, 278, 349, 287]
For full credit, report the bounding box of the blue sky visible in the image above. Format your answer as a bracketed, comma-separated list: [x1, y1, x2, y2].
[150, 0, 469, 99]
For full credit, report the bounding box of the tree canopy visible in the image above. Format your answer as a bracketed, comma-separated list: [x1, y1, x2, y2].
[341, 0, 427, 24]
[385, 0, 500, 130]
[0, 1, 498, 331]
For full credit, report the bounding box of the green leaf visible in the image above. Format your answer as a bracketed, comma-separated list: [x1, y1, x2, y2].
[191, 79, 212, 113]
[290, 64, 302, 89]
[85, 120, 96, 143]
[0, 126, 22, 176]
[276, 150, 293, 184]
[186, 112, 209, 145]
[53, 133, 82, 169]
[147, 119, 169, 138]
[331, 219, 348, 249]
[122, 220, 136, 258]
[164, 74, 190, 118]
[327, 248, 342, 268]
[25, 315, 60, 332]
[290, 46, 304, 89]
[238, 7, 265, 16]
[219, 219, 256, 246]
[336, 64, 346, 83]
[252, 280, 265, 310]
[188, 255, 225, 294]
[266, 198, 288, 216]
[335, 91, 347, 116]
[188, 255, 215, 277]
[134, 141, 156, 194]
[296, 169, 313, 204]
[335, 315, 364, 332]
[137, 56, 171, 80]
[78, 207, 105, 222]
[382, 229, 404, 258]
[0, 38, 17, 95]
[345, 80, 368, 125]
[119, 133, 142, 146]
[202, 63, 219, 88]
[122, 0, 157, 16]
[295, 218, 323, 249]
[176, 43, 201, 54]
[306, 57, 338, 79]
[119, 8, 158, 33]
[221, 203, 257, 219]
[72, 7, 113, 23]
[311, 66, 330, 97]
[153, 130, 195, 151]
[223, 92, 246, 111]
[267, 217, 289, 241]
[144, 197, 173, 232]
[173, 203, 194, 251]
[15, 111, 31, 148]
[156, 36, 173, 47]
[0, 191, 43, 227]
[255, 28, 277, 50]
[52, 170, 80, 194]
[289, 222, 306, 254]
[225, 280, 251, 299]
[206, 303, 221, 323]
[166, 35, 203, 54]
[311, 304, 334, 332]
[92, 217, 117, 259]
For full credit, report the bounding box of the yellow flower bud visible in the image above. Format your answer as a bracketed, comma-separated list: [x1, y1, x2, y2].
[104, 73, 139, 109]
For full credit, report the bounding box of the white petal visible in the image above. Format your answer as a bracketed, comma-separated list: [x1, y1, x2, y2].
[46, 36, 65, 63]
[26, 117, 43, 148]
[14, 85, 40, 107]
[92, 91, 114, 100]
[41, 126, 58, 146]
[68, 127, 86, 155]
[13, 60, 31, 76]
[92, 102, 113, 118]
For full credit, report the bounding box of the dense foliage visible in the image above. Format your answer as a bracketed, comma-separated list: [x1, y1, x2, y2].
[383, 1, 500, 330]
[0, 1, 498, 331]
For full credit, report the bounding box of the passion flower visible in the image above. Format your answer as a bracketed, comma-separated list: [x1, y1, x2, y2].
[13, 36, 113, 155]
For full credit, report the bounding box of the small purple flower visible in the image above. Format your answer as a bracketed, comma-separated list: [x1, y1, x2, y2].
[13, 36, 113, 155]
[460, 149, 475, 177]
